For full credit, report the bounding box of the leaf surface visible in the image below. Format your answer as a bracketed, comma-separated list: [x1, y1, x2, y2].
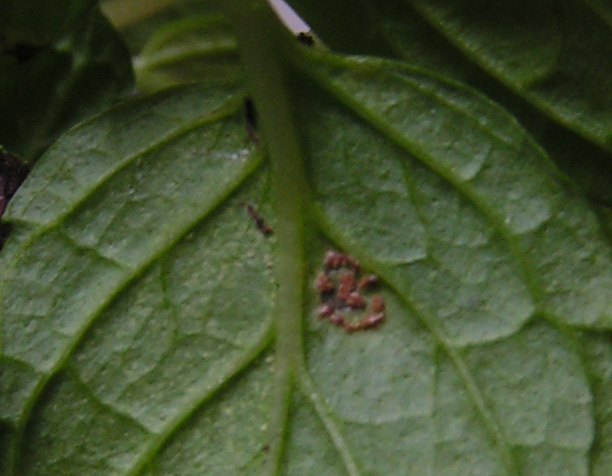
[406, 0, 612, 153]
[580, 333, 612, 476]
[1, 36, 612, 476]
[288, 0, 612, 206]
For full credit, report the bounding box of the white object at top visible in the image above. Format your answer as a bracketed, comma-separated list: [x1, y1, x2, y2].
[267, 0, 311, 34]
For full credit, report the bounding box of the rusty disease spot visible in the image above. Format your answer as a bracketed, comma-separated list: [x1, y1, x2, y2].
[358, 274, 379, 290]
[370, 294, 385, 313]
[317, 303, 334, 319]
[315, 272, 335, 294]
[324, 250, 360, 271]
[239, 201, 273, 237]
[315, 250, 386, 333]
[345, 291, 366, 309]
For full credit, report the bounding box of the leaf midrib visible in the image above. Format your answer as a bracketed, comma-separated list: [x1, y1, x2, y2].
[278, 49, 533, 473]
[299, 367, 362, 476]
[219, 2, 312, 473]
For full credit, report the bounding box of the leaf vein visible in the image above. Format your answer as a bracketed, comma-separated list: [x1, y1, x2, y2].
[15, 96, 243, 232]
[310, 57, 547, 313]
[299, 368, 362, 476]
[6, 150, 264, 475]
[313, 212, 523, 475]
[120, 322, 274, 476]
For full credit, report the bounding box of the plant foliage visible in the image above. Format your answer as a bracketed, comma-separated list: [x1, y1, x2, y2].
[1, 1, 612, 475]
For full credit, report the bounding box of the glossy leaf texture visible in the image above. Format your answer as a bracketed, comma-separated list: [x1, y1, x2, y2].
[0, 5, 134, 162]
[2, 46, 612, 476]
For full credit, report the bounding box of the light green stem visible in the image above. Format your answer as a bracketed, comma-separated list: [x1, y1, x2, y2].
[220, 1, 307, 473]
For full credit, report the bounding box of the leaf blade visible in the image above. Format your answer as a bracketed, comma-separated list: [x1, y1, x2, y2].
[0, 83, 275, 474]
[298, 51, 612, 331]
[1, 19, 611, 474]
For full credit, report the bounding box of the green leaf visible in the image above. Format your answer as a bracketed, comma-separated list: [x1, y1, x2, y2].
[2, 4, 612, 475]
[133, 15, 241, 92]
[299, 52, 612, 331]
[579, 333, 612, 476]
[0, 8, 134, 162]
[287, 0, 612, 205]
[0, 81, 272, 474]
[407, 0, 612, 153]
[109, 1, 241, 92]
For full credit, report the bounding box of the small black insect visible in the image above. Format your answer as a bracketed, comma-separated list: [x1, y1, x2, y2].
[239, 201, 273, 237]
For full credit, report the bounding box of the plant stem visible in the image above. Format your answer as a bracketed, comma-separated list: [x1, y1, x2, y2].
[220, 1, 307, 473]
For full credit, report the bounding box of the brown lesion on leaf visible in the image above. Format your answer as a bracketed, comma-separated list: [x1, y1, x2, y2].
[324, 250, 360, 271]
[357, 274, 379, 290]
[345, 291, 366, 310]
[0, 147, 29, 250]
[315, 249, 386, 333]
[336, 270, 356, 302]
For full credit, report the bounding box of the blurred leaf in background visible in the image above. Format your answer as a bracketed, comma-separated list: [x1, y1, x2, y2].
[0, 0, 134, 163]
